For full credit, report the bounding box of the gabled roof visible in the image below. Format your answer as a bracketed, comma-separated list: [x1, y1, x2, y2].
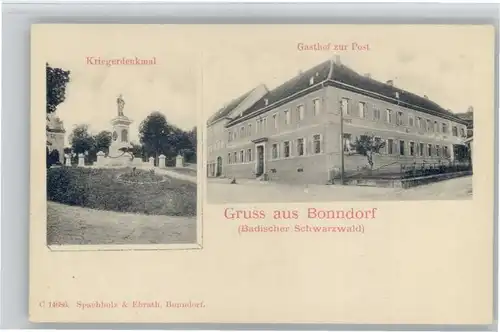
[236, 60, 332, 120]
[226, 58, 468, 127]
[331, 64, 463, 122]
[455, 112, 473, 121]
[455, 112, 474, 129]
[207, 88, 255, 125]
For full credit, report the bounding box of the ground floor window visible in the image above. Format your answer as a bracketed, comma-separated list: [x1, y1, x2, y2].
[246, 148, 252, 162]
[227, 153, 231, 164]
[419, 143, 424, 157]
[399, 140, 405, 156]
[297, 138, 304, 156]
[409, 142, 415, 156]
[436, 145, 440, 157]
[233, 152, 237, 164]
[427, 144, 432, 157]
[387, 139, 393, 154]
[272, 143, 279, 159]
[313, 134, 321, 154]
[207, 163, 216, 177]
[284, 141, 291, 158]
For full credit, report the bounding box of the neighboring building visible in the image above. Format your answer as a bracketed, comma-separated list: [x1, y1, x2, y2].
[206, 56, 470, 184]
[456, 110, 474, 138]
[464, 136, 473, 161]
[206, 84, 268, 177]
[46, 113, 65, 164]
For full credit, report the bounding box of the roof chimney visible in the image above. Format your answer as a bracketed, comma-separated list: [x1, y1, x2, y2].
[335, 55, 341, 65]
[424, 95, 429, 99]
[309, 76, 315, 85]
[386, 80, 394, 86]
[264, 98, 269, 106]
[364, 73, 371, 79]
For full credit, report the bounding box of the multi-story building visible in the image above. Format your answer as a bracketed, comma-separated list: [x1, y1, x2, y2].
[456, 109, 474, 138]
[206, 56, 469, 184]
[206, 84, 268, 177]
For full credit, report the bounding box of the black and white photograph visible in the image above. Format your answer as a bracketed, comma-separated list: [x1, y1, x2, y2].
[43, 27, 200, 248]
[205, 27, 480, 204]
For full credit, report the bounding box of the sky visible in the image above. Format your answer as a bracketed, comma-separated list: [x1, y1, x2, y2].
[199, 25, 494, 123]
[40, 25, 199, 145]
[41, 25, 494, 146]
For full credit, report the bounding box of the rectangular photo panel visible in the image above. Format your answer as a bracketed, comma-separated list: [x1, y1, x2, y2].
[33, 24, 202, 252]
[205, 26, 476, 203]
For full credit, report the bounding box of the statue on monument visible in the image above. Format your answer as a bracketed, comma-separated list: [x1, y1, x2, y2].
[117, 94, 125, 116]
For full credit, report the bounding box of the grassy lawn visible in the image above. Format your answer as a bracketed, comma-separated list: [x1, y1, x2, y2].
[47, 167, 196, 216]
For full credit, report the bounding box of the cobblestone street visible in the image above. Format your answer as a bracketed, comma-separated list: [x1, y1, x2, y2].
[207, 176, 473, 203]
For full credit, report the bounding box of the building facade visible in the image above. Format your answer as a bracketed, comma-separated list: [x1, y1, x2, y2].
[206, 57, 469, 184]
[46, 113, 65, 164]
[206, 84, 268, 177]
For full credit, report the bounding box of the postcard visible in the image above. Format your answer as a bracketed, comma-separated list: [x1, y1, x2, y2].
[30, 24, 494, 324]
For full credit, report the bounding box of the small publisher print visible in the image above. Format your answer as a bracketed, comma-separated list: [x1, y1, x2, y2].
[39, 300, 206, 310]
[165, 300, 205, 308]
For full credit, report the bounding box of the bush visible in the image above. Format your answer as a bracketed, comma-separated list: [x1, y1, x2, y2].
[119, 168, 165, 183]
[47, 167, 196, 216]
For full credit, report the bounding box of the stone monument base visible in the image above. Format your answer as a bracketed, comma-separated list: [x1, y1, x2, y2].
[96, 153, 134, 168]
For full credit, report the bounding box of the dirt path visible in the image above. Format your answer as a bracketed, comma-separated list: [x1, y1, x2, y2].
[47, 202, 196, 245]
[137, 165, 197, 183]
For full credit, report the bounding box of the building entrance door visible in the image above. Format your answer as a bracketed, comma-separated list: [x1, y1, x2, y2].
[256, 145, 264, 176]
[216, 156, 222, 177]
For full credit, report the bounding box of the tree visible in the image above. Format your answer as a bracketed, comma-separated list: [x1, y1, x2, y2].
[69, 124, 95, 155]
[139, 111, 197, 164]
[187, 126, 197, 148]
[129, 142, 145, 160]
[350, 135, 386, 170]
[46, 146, 51, 169]
[46, 63, 71, 115]
[48, 149, 60, 165]
[177, 127, 197, 163]
[139, 112, 171, 161]
[94, 130, 112, 154]
[184, 126, 197, 163]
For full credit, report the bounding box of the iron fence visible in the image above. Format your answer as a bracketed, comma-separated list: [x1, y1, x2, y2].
[335, 160, 472, 181]
[399, 161, 472, 179]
